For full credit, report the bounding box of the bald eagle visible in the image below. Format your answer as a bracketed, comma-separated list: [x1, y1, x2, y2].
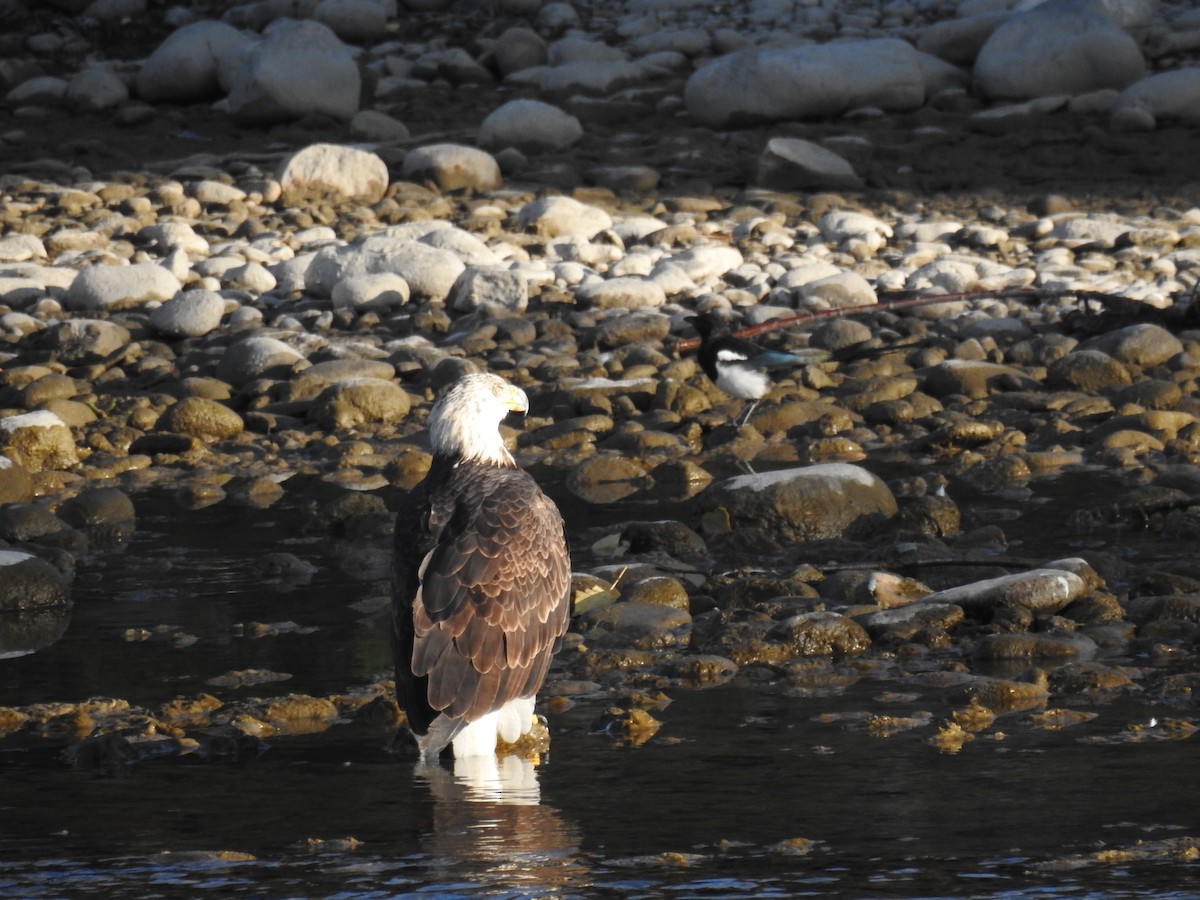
[392, 373, 572, 761]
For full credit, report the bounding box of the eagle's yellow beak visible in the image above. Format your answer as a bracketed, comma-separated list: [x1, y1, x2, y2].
[501, 385, 529, 415]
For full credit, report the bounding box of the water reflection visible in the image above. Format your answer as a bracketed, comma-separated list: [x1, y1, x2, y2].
[0, 605, 71, 658]
[416, 754, 587, 895]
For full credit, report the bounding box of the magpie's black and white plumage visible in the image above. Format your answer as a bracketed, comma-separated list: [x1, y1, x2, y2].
[392, 373, 572, 761]
[688, 312, 829, 425]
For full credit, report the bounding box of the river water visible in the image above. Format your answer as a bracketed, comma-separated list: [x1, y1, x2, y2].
[1, 475, 1198, 898]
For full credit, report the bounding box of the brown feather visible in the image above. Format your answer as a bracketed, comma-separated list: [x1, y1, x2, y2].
[392, 454, 571, 740]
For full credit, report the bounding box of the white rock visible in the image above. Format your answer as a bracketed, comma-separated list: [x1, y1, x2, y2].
[314, 0, 389, 43]
[517, 195, 613, 239]
[447, 266, 528, 312]
[478, 98, 583, 152]
[309, 234, 464, 301]
[193, 180, 248, 206]
[149, 289, 227, 338]
[136, 20, 253, 102]
[0, 234, 46, 262]
[225, 262, 277, 293]
[794, 271, 878, 310]
[577, 277, 667, 310]
[383, 242, 465, 301]
[64, 263, 183, 311]
[819, 210, 894, 251]
[401, 143, 502, 192]
[661, 245, 743, 283]
[776, 260, 844, 289]
[974, 0, 1146, 100]
[419, 228, 500, 266]
[757, 137, 864, 191]
[685, 38, 925, 127]
[277, 143, 390, 205]
[65, 67, 129, 111]
[227, 19, 360, 122]
[138, 221, 211, 256]
[1112, 67, 1200, 122]
[331, 272, 411, 310]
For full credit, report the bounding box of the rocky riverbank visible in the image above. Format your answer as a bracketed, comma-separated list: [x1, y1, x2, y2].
[1, 0, 1200, 764]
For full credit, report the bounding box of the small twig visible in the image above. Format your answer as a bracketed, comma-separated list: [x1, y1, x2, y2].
[821, 555, 1047, 574]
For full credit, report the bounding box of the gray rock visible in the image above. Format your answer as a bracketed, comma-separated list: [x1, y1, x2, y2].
[917, 11, 1008, 66]
[57, 488, 136, 528]
[0, 550, 70, 612]
[136, 20, 253, 102]
[576, 277, 666, 310]
[349, 109, 410, 141]
[227, 19, 360, 122]
[479, 98, 583, 152]
[757, 137, 863, 191]
[149, 289, 227, 338]
[447, 265, 527, 312]
[1046, 349, 1133, 391]
[0, 411, 79, 473]
[517, 195, 612, 238]
[63, 263, 182, 312]
[331, 273, 411, 310]
[65, 67, 129, 111]
[1083, 323, 1184, 367]
[215, 335, 307, 386]
[704, 463, 898, 541]
[313, 0, 389, 43]
[767, 610, 872, 658]
[493, 26, 547, 77]
[401, 143, 502, 192]
[685, 38, 925, 127]
[277, 143, 390, 205]
[577, 600, 692, 650]
[973, 0, 1146, 101]
[39, 318, 131, 363]
[924, 569, 1087, 615]
[308, 377, 411, 429]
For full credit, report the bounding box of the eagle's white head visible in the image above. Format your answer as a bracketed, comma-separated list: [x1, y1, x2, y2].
[429, 372, 529, 466]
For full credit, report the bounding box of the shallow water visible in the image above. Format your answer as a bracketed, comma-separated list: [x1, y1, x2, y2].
[1, 472, 1198, 898]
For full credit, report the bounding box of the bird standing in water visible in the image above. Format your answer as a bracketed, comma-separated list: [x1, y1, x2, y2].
[391, 373, 572, 762]
[687, 312, 829, 425]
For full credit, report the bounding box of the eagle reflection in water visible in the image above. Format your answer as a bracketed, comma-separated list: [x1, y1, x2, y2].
[414, 754, 586, 893]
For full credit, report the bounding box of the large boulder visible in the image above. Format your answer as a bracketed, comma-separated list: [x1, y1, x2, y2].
[136, 20, 253, 102]
[227, 19, 361, 122]
[684, 38, 925, 127]
[276, 143, 390, 205]
[63, 263, 182, 312]
[703, 463, 898, 541]
[973, 0, 1146, 100]
[0, 411, 79, 472]
[478, 98, 582, 152]
[0, 550, 70, 613]
[401, 143, 502, 192]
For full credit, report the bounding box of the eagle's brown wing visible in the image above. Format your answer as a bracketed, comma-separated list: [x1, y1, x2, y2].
[396, 462, 570, 731]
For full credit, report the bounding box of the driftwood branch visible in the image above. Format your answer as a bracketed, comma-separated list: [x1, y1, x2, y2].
[670, 286, 1161, 354]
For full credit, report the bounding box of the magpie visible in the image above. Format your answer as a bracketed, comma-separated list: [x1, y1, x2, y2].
[687, 312, 829, 425]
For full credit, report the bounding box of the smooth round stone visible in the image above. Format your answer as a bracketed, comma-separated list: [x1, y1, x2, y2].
[149, 289, 227, 338]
